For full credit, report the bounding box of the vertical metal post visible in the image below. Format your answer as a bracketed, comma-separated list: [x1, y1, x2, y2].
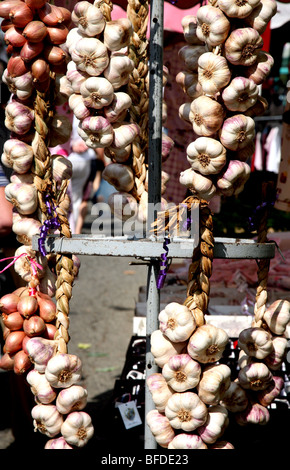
[144, 0, 164, 450]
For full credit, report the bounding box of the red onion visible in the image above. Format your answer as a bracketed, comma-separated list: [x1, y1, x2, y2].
[44, 323, 57, 340]
[31, 58, 50, 83]
[20, 41, 44, 62]
[22, 334, 31, 354]
[37, 292, 57, 322]
[7, 54, 29, 77]
[4, 25, 26, 48]
[38, 3, 64, 26]
[57, 7, 71, 27]
[0, 352, 15, 371]
[43, 44, 66, 65]
[23, 315, 46, 337]
[13, 349, 32, 374]
[17, 294, 38, 318]
[46, 24, 68, 45]
[9, 3, 34, 28]
[4, 330, 26, 354]
[25, 0, 46, 8]
[2, 311, 24, 330]
[1, 19, 14, 33]
[0, 293, 20, 314]
[0, 0, 22, 20]
[23, 21, 47, 43]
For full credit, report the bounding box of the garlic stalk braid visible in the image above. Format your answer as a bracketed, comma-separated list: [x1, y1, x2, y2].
[54, 255, 74, 353]
[183, 196, 214, 326]
[126, 0, 149, 200]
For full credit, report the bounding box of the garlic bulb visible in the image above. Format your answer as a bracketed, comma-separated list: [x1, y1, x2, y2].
[197, 363, 231, 405]
[181, 15, 204, 45]
[56, 385, 88, 414]
[235, 402, 270, 426]
[219, 115, 255, 151]
[162, 354, 201, 392]
[13, 245, 47, 283]
[107, 192, 138, 221]
[103, 18, 133, 51]
[68, 94, 91, 121]
[150, 329, 187, 368]
[263, 299, 290, 335]
[245, 95, 269, 117]
[147, 373, 174, 413]
[71, 37, 109, 76]
[218, 0, 260, 18]
[111, 122, 140, 149]
[217, 160, 251, 197]
[66, 27, 86, 54]
[178, 45, 206, 72]
[12, 212, 41, 245]
[103, 55, 135, 90]
[45, 353, 82, 388]
[196, 5, 230, 47]
[51, 154, 73, 183]
[165, 392, 208, 432]
[180, 168, 217, 201]
[78, 116, 114, 148]
[168, 433, 207, 449]
[45, 437, 73, 449]
[189, 95, 224, 137]
[26, 337, 57, 373]
[66, 61, 89, 93]
[186, 137, 227, 175]
[71, 1, 105, 37]
[102, 163, 135, 192]
[238, 362, 273, 391]
[243, 51, 274, 85]
[61, 411, 94, 448]
[5, 182, 38, 215]
[264, 336, 288, 370]
[5, 101, 34, 135]
[176, 71, 202, 99]
[32, 404, 63, 437]
[238, 327, 274, 359]
[103, 92, 132, 123]
[198, 52, 231, 96]
[26, 369, 57, 404]
[244, 0, 277, 34]
[224, 27, 263, 66]
[222, 77, 259, 112]
[197, 405, 229, 444]
[158, 302, 196, 342]
[80, 76, 114, 109]
[220, 381, 249, 413]
[257, 375, 284, 407]
[187, 324, 229, 363]
[3, 69, 34, 101]
[146, 410, 175, 448]
[1, 138, 34, 174]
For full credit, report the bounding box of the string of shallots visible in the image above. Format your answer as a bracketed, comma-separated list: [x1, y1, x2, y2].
[146, 0, 290, 450]
[0, 0, 94, 450]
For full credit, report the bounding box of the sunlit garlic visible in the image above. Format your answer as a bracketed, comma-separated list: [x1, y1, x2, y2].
[198, 52, 231, 95]
[162, 354, 201, 392]
[224, 27, 263, 66]
[196, 5, 230, 47]
[45, 353, 83, 388]
[222, 76, 259, 112]
[189, 95, 224, 136]
[158, 302, 196, 342]
[165, 391, 208, 432]
[186, 137, 227, 175]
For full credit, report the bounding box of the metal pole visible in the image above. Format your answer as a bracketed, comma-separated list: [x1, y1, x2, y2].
[144, 0, 164, 450]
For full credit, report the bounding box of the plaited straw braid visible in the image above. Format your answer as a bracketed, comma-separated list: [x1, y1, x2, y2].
[126, 0, 149, 200]
[98, 0, 113, 21]
[183, 196, 214, 327]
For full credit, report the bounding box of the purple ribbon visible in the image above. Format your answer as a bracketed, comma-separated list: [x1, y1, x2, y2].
[248, 198, 276, 232]
[157, 236, 171, 289]
[38, 196, 60, 257]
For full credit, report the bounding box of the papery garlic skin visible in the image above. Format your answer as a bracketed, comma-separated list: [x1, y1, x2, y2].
[190, 95, 224, 137]
[111, 122, 140, 149]
[71, 1, 105, 37]
[150, 329, 187, 368]
[165, 392, 208, 432]
[243, 51, 274, 85]
[244, 0, 277, 34]
[265, 336, 288, 370]
[26, 369, 57, 404]
[238, 362, 273, 391]
[198, 52, 231, 96]
[220, 381, 249, 413]
[12, 212, 41, 245]
[32, 404, 63, 437]
[103, 18, 133, 51]
[147, 373, 174, 413]
[80, 76, 114, 110]
[219, 115, 255, 151]
[197, 364, 231, 405]
[162, 354, 201, 392]
[218, 0, 260, 18]
[102, 163, 135, 192]
[263, 299, 290, 335]
[1, 139, 34, 174]
[68, 94, 91, 121]
[238, 327, 274, 359]
[181, 15, 204, 45]
[180, 168, 217, 201]
[176, 71, 202, 99]
[224, 27, 263, 66]
[146, 410, 175, 448]
[168, 433, 208, 449]
[257, 375, 284, 406]
[45, 354, 82, 388]
[61, 411, 94, 448]
[13, 245, 47, 283]
[71, 37, 109, 76]
[235, 402, 270, 426]
[186, 137, 227, 176]
[196, 5, 230, 47]
[158, 302, 196, 342]
[178, 45, 207, 72]
[26, 337, 57, 373]
[222, 77, 259, 112]
[3, 69, 34, 101]
[5, 182, 38, 215]
[107, 192, 138, 221]
[103, 55, 135, 90]
[217, 160, 251, 197]
[51, 154, 73, 183]
[78, 116, 114, 148]
[45, 437, 73, 449]
[197, 405, 229, 444]
[103, 92, 132, 123]
[5, 101, 34, 135]
[187, 324, 229, 364]
[56, 385, 88, 414]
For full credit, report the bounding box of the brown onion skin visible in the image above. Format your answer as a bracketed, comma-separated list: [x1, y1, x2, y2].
[13, 349, 32, 375]
[37, 292, 57, 322]
[44, 323, 57, 340]
[7, 54, 29, 77]
[31, 58, 50, 82]
[0, 352, 15, 371]
[4, 330, 26, 354]
[2, 311, 24, 331]
[22, 334, 31, 355]
[43, 45, 66, 65]
[4, 26, 26, 48]
[38, 3, 64, 26]
[13, 287, 29, 297]
[25, 0, 46, 8]
[46, 24, 68, 45]
[23, 315, 46, 337]
[20, 40, 44, 62]
[57, 7, 71, 27]
[1, 19, 14, 33]
[0, 293, 20, 314]
[23, 20, 47, 43]
[9, 3, 34, 28]
[0, 0, 23, 20]
[17, 295, 39, 319]
[33, 76, 50, 92]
